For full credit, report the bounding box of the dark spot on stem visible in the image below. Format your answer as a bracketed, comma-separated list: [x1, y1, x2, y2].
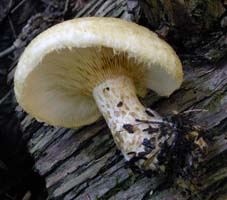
[103, 87, 110, 93]
[145, 109, 155, 117]
[123, 124, 134, 133]
[143, 126, 159, 134]
[142, 138, 155, 149]
[127, 151, 136, 156]
[117, 101, 123, 107]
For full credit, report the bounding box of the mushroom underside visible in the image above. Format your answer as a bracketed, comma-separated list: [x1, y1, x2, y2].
[17, 46, 181, 128]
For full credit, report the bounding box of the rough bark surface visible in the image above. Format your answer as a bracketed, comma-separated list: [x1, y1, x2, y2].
[140, 0, 226, 49]
[23, 47, 227, 200]
[0, 0, 226, 200]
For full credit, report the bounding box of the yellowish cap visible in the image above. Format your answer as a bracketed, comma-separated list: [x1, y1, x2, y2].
[14, 17, 183, 128]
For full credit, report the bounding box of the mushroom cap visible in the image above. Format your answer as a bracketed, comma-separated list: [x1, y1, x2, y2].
[14, 17, 183, 128]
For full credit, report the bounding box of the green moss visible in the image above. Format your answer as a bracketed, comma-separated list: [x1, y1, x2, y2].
[185, 0, 224, 29]
[204, 92, 226, 112]
[207, 0, 225, 18]
[205, 49, 226, 62]
[204, 0, 223, 29]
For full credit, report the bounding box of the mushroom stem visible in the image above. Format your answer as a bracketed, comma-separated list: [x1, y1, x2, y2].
[93, 76, 163, 170]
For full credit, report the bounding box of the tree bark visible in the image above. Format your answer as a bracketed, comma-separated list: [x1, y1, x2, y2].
[140, 0, 226, 48]
[1, 0, 227, 199]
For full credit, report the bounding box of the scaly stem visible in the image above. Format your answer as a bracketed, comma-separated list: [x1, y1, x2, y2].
[93, 76, 163, 170]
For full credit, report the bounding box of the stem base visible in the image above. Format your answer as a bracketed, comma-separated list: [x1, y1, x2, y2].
[93, 76, 162, 170]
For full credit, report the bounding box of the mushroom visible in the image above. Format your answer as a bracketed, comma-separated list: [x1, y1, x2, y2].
[14, 17, 183, 171]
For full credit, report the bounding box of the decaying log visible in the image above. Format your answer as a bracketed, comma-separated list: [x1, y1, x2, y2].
[21, 53, 227, 200]
[0, 0, 226, 199]
[140, 0, 226, 45]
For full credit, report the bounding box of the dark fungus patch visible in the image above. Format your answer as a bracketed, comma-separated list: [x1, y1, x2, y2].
[131, 110, 208, 183]
[123, 124, 134, 133]
[117, 101, 123, 107]
[145, 109, 155, 117]
[142, 138, 155, 149]
[143, 125, 159, 134]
